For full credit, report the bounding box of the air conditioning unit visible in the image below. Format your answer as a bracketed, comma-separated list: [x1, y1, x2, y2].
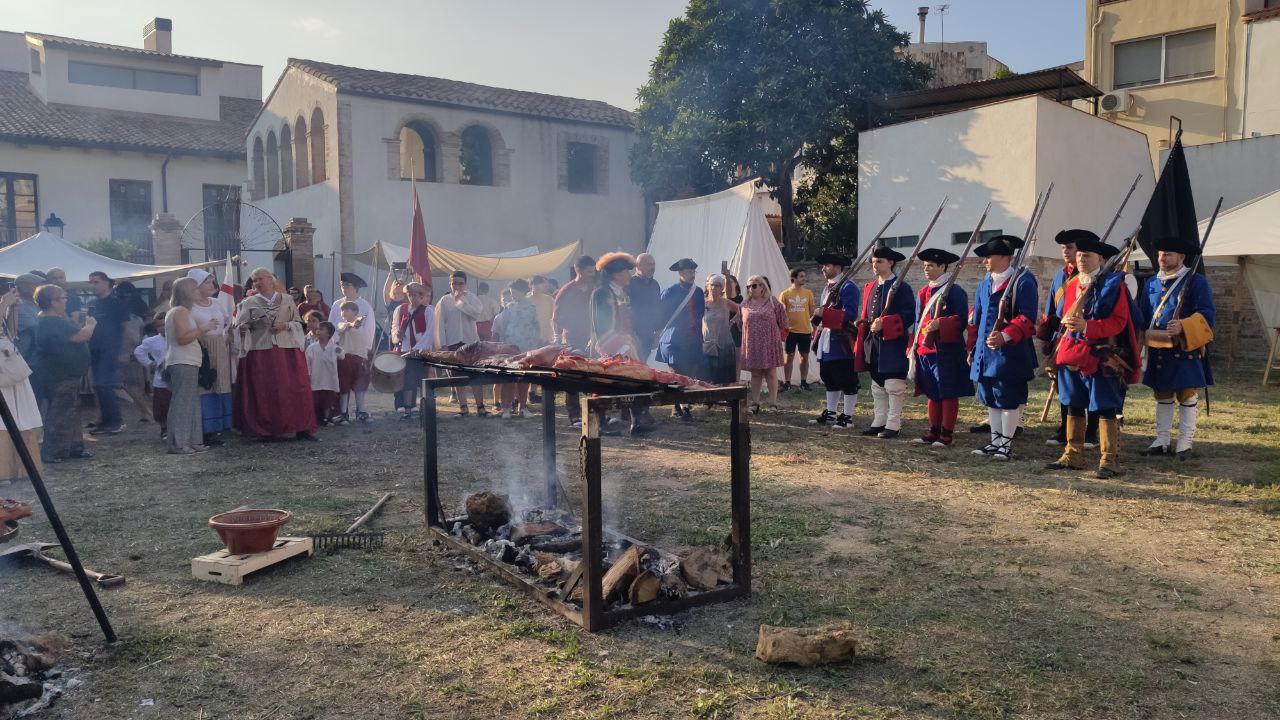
[1100, 89, 1132, 115]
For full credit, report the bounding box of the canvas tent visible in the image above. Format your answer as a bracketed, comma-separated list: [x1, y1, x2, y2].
[1198, 190, 1280, 350]
[0, 232, 219, 282]
[346, 240, 581, 283]
[646, 180, 790, 292]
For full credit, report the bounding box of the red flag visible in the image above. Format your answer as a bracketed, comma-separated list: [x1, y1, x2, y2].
[408, 178, 432, 288]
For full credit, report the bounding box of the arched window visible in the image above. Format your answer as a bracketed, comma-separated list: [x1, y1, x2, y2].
[294, 116, 309, 188]
[251, 136, 265, 201]
[310, 108, 327, 182]
[459, 125, 494, 186]
[279, 124, 294, 194]
[399, 121, 439, 182]
[265, 130, 280, 197]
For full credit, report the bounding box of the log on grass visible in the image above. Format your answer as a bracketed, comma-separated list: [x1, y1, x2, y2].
[754, 623, 858, 667]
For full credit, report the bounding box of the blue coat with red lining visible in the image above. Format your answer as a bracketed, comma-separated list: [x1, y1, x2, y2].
[853, 276, 914, 375]
[1054, 270, 1142, 386]
[968, 270, 1039, 383]
[912, 282, 974, 399]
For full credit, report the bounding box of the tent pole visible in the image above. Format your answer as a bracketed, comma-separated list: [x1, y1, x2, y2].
[1229, 256, 1247, 376]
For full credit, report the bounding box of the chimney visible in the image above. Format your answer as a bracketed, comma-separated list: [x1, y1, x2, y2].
[143, 17, 172, 54]
[917, 6, 928, 47]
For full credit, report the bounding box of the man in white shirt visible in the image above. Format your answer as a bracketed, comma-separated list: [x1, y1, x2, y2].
[328, 272, 376, 348]
[434, 270, 488, 416]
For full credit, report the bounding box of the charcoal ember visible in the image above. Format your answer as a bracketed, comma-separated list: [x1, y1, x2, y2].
[484, 539, 518, 564]
[530, 536, 581, 553]
[510, 521, 568, 546]
[0, 671, 42, 705]
[450, 522, 463, 538]
[465, 491, 512, 531]
[462, 526, 485, 546]
[659, 572, 688, 600]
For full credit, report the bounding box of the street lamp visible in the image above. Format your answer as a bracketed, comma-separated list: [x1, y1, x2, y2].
[42, 213, 65, 238]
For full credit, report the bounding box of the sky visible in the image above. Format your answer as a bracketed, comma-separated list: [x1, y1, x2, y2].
[6, 0, 1084, 110]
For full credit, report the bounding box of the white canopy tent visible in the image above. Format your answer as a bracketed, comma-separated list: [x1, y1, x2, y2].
[646, 179, 790, 292]
[1198, 190, 1280, 357]
[344, 240, 580, 284]
[0, 232, 219, 283]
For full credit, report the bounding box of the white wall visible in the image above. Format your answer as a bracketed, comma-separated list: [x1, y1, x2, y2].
[860, 96, 1039, 254]
[860, 96, 1155, 258]
[247, 66, 647, 274]
[0, 31, 26, 72]
[1243, 18, 1280, 138]
[0, 141, 245, 245]
[345, 94, 646, 265]
[1173, 133, 1280, 218]
[1032, 98, 1155, 247]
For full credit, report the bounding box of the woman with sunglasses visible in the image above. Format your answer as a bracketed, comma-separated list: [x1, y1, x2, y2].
[740, 275, 788, 413]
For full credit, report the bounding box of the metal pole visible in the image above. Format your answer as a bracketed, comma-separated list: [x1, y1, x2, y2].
[423, 375, 440, 527]
[729, 397, 752, 592]
[0, 391, 116, 643]
[579, 397, 604, 632]
[542, 383, 557, 510]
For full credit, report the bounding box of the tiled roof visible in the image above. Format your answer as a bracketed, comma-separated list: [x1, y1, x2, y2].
[1243, 6, 1280, 22]
[0, 70, 259, 158]
[289, 58, 633, 128]
[27, 33, 228, 66]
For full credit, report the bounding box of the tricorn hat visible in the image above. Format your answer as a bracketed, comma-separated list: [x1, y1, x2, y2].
[918, 248, 960, 265]
[596, 252, 636, 275]
[814, 252, 852, 267]
[1055, 229, 1099, 246]
[1153, 234, 1198, 256]
[872, 246, 905, 262]
[339, 272, 367, 289]
[1074, 234, 1120, 259]
[669, 258, 698, 272]
[973, 235, 1024, 257]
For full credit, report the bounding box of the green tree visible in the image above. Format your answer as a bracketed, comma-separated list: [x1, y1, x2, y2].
[79, 237, 136, 261]
[630, 0, 928, 257]
[794, 126, 860, 256]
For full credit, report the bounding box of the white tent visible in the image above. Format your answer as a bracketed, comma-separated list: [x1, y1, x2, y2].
[646, 179, 790, 292]
[345, 240, 580, 283]
[0, 232, 219, 282]
[1199, 190, 1280, 351]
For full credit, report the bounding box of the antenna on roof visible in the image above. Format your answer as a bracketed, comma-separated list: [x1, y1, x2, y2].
[934, 4, 950, 46]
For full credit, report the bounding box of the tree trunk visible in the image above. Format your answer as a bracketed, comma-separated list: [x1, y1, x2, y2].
[776, 163, 803, 259]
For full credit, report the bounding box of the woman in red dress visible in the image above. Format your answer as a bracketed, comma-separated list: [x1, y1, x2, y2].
[233, 268, 318, 441]
[739, 274, 788, 413]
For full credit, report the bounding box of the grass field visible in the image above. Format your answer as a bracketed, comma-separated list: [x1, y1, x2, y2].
[2, 363, 1278, 719]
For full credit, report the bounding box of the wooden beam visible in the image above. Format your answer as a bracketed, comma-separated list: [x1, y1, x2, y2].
[580, 399, 605, 632]
[729, 397, 752, 592]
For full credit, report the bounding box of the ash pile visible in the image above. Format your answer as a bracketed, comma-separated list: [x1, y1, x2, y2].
[1, 630, 79, 717]
[448, 491, 732, 610]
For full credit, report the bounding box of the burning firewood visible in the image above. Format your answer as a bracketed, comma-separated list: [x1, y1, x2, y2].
[629, 570, 661, 605]
[510, 521, 568, 546]
[601, 544, 646, 603]
[680, 547, 732, 591]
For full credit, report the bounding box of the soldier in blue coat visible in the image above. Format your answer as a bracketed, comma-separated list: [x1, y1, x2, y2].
[910, 248, 974, 447]
[809, 252, 861, 429]
[1038, 229, 1100, 448]
[656, 258, 706, 419]
[967, 235, 1039, 460]
[853, 246, 914, 439]
[1044, 236, 1142, 478]
[1138, 235, 1215, 459]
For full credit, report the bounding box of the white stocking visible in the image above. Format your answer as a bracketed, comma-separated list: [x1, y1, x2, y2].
[885, 378, 907, 431]
[871, 382, 888, 427]
[1176, 394, 1199, 453]
[826, 391, 839, 413]
[1153, 399, 1175, 448]
[843, 394, 858, 417]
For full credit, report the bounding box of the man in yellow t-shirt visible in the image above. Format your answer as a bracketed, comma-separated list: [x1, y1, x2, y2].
[529, 275, 556, 343]
[778, 268, 816, 391]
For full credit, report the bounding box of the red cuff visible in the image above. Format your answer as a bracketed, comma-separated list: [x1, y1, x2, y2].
[965, 324, 978, 353]
[880, 314, 904, 340]
[938, 316, 964, 344]
[1004, 315, 1034, 343]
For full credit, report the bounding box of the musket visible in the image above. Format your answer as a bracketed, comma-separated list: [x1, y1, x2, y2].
[1098, 174, 1143, 245]
[922, 202, 990, 349]
[821, 207, 901, 308]
[877, 196, 948, 321]
[995, 183, 1054, 332]
[1040, 224, 1142, 422]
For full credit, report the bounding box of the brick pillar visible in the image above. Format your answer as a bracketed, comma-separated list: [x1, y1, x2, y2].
[149, 212, 183, 266]
[282, 217, 315, 288]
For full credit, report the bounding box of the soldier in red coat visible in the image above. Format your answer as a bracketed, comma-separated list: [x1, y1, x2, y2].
[909, 248, 974, 447]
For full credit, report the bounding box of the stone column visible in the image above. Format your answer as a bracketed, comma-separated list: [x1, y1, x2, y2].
[149, 212, 183, 266]
[282, 217, 316, 288]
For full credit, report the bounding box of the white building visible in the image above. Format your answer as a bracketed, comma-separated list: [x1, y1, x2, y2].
[899, 42, 1011, 88]
[0, 19, 261, 261]
[859, 95, 1155, 261]
[247, 58, 648, 287]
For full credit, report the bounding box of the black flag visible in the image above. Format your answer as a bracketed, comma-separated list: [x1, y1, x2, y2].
[1137, 130, 1199, 267]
